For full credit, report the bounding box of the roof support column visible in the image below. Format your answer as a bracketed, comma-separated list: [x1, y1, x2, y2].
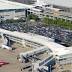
[1, 33, 12, 50]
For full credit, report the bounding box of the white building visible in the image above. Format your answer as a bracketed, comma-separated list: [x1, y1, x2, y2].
[35, 0, 48, 6]
[0, 0, 34, 20]
[1, 0, 72, 20]
[31, 0, 72, 20]
[35, 0, 72, 13]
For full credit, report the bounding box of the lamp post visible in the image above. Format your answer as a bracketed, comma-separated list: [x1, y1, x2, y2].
[50, 65, 51, 72]
[25, 8, 29, 32]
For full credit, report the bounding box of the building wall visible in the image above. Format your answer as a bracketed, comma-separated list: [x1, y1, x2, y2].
[0, 9, 25, 20]
[53, 5, 71, 12]
[28, 5, 72, 20]
[0, 11, 15, 20]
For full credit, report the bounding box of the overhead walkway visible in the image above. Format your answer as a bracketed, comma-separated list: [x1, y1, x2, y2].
[0, 28, 72, 56]
[0, 28, 72, 72]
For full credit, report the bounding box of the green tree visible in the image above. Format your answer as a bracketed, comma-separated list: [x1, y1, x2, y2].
[27, 14, 39, 21]
[43, 16, 72, 30]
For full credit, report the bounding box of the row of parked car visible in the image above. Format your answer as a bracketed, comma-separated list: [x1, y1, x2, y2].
[0, 22, 72, 46]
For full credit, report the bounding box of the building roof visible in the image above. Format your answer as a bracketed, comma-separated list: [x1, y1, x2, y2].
[48, 0, 72, 8]
[36, 0, 72, 8]
[0, 0, 33, 10]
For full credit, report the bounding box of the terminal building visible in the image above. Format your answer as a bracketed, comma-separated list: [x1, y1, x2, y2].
[30, 0, 72, 20]
[35, 0, 72, 13]
[1, 0, 72, 20]
[0, 0, 34, 20]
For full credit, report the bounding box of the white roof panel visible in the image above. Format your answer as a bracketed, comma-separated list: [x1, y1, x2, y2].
[36, 0, 72, 8]
[48, 0, 72, 8]
[0, 0, 33, 10]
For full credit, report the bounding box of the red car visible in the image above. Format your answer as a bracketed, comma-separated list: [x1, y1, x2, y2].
[0, 60, 9, 67]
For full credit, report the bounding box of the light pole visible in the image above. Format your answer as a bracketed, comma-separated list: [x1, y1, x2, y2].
[25, 8, 29, 32]
[50, 65, 51, 72]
